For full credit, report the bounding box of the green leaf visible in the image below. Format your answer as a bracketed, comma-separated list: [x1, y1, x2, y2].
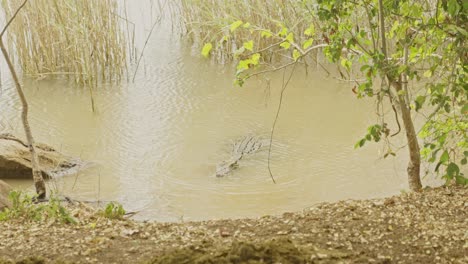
[280, 41, 291, 50]
[201, 43, 213, 58]
[428, 148, 441, 163]
[360, 65, 370, 72]
[261, 30, 272, 38]
[414, 95, 426, 112]
[461, 104, 468, 115]
[446, 162, 460, 178]
[423, 70, 432, 78]
[455, 176, 468, 185]
[234, 77, 245, 87]
[237, 59, 251, 71]
[285, 32, 294, 43]
[304, 24, 315, 36]
[439, 150, 449, 163]
[230, 20, 243, 32]
[242, 22, 251, 28]
[444, 25, 467, 37]
[397, 65, 408, 75]
[461, 158, 467, 165]
[303, 38, 314, 49]
[447, 0, 460, 16]
[384, 150, 396, 158]
[439, 134, 448, 145]
[220, 35, 229, 43]
[251, 53, 261, 65]
[340, 58, 351, 71]
[444, 104, 451, 113]
[354, 138, 366, 149]
[293, 49, 301, 61]
[278, 26, 288, 37]
[243, 40, 254, 51]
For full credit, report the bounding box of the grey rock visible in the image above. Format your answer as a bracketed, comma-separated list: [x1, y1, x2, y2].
[0, 133, 81, 179]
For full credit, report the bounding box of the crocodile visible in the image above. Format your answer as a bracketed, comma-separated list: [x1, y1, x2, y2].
[215, 135, 267, 177]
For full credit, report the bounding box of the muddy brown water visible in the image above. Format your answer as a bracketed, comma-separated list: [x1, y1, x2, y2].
[0, 2, 439, 221]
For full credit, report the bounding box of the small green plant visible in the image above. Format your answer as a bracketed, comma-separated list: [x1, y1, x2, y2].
[0, 190, 76, 224]
[100, 202, 126, 219]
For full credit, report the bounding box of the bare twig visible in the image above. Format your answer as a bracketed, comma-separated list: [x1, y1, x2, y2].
[132, 1, 167, 82]
[243, 44, 328, 81]
[267, 63, 297, 184]
[245, 60, 297, 80]
[378, 0, 387, 59]
[0, 0, 28, 38]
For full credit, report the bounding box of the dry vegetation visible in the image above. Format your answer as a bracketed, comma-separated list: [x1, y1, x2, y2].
[1, 0, 130, 86]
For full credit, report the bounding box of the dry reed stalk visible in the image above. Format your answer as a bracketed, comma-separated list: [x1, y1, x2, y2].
[1, 0, 132, 85]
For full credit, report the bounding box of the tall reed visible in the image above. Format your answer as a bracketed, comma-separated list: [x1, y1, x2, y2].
[1, 0, 131, 86]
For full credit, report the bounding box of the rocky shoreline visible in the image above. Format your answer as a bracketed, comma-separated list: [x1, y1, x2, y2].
[0, 185, 466, 264]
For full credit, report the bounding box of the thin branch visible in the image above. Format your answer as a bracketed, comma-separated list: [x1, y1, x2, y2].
[245, 60, 297, 80]
[364, 3, 377, 51]
[267, 63, 297, 184]
[243, 44, 327, 80]
[344, 28, 373, 56]
[0, 0, 28, 38]
[244, 40, 284, 56]
[110, 11, 136, 27]
[303, 43, 328, 55]
[378, 0, 388, 59]
[132, 20, 160, 82]
[132, 1, 167, 82]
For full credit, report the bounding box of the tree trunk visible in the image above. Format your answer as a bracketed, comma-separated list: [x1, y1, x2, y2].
[0, 39, 46, 199]
[391, 80, 423, 191]
[378, 0, 422, 192]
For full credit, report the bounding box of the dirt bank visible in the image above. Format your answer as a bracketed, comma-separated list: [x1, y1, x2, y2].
[0, 186, 466, 264]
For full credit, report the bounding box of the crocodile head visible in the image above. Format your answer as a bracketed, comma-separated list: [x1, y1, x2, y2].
[215, 159, 239, 177]
[229, 160, 239, 170]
